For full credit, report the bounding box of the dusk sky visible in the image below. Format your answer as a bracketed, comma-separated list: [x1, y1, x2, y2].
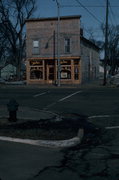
[35, 0, 119, 41]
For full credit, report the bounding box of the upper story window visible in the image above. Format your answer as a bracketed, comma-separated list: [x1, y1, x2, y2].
[64, 38, 71, 53]
[32, 40, 39, 55]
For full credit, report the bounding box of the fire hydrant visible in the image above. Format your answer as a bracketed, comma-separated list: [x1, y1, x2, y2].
[7, 99, 19, 122]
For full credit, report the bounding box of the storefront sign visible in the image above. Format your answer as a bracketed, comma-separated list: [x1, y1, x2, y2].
[30, 60, 42, 66]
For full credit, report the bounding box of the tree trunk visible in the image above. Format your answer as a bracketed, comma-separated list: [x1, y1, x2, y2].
[16, 62, 21, 80]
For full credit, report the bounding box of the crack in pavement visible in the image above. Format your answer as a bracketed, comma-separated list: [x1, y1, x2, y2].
[28, 124, 119, 179]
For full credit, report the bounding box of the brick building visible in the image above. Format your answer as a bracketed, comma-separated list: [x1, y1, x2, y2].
[26, 15, 99, 85]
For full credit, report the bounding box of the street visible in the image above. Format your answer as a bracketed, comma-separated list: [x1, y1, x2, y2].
[0, 84, 119, 179]
[0, 140, 63, 180]
[0, 85, 119, 117]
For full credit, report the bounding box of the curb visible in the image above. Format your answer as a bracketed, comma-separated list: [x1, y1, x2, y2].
[0, 106, 84, 148]
[0, 129, 84, 148]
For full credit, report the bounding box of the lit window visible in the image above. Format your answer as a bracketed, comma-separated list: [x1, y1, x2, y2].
[64, 38, 71, 53]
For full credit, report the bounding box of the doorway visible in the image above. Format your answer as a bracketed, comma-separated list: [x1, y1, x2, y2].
[49, 66, 54, 80]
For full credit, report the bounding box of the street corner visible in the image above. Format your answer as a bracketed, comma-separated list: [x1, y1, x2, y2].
[0, 110, 85, 148]
[17, 106, 57, 121]
[0, 105, 56, 122]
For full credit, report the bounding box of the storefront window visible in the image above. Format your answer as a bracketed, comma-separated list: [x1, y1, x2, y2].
[61, 70, 71, 79]
[30, 69, 43, 79]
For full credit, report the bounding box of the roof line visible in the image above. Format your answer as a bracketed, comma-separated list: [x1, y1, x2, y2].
[26, 15, 81, 22]
[81, 36, 100, 50]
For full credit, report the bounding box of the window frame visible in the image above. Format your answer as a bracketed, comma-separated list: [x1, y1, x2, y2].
[64, 38, 71, 53]
[32, 40, 40, 55]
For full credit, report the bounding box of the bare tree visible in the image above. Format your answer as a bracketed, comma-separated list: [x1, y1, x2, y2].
[0, 34, 6, 61]
[108, 25, 119, 75]
[0, 0, 36, 79]
[86, 27, 104, 49]
[101, 24, 119, 75]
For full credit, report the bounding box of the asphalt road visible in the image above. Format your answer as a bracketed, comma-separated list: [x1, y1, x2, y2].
[1, 84, 119, 180]
[0, 85, 119, 117]
[0, 140, 63, 180]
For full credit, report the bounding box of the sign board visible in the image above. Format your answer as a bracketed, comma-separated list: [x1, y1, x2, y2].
[30, 60, 42, 66]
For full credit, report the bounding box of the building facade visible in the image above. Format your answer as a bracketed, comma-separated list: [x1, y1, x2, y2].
[80, 37, 99, 82]
[26, 15, 99, 85]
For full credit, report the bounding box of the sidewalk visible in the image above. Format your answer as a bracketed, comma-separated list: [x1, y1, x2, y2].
[0, 79, 103, 89]
[0, 105, 83, 148]
[0, 105, 56, 121]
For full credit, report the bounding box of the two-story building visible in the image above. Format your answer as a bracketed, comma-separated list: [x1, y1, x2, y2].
[26, 15, 99, 85]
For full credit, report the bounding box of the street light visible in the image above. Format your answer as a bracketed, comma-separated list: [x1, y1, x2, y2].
[53, 0, 60, 86]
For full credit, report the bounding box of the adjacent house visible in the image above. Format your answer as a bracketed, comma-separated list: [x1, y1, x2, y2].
[0, 62, 26, 81]
[80, 36, 99, 82]
[0, 63, 16, 80]
[26, 15, 99, 85]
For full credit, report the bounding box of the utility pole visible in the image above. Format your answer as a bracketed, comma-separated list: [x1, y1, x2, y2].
[53, 0, 60, 86]
[103, 0, 109, 85]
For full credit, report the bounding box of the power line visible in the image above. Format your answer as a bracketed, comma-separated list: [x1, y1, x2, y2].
[61, 5, 119, 7]
[108, 3, 115, 26]
[74, 0, 102, 24]
[108, 0, 118, 26]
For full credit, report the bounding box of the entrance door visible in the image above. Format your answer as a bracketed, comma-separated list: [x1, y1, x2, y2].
[49, 66, 54, 80]
[45, 60, 55, 84]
